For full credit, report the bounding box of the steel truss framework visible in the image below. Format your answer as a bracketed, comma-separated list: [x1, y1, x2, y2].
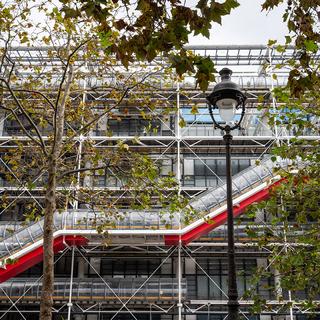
[0, 45, 318, 320]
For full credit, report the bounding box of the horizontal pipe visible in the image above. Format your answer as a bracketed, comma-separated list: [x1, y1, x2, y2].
[0, 135, 319, 141]
[0, 278, 186, 302]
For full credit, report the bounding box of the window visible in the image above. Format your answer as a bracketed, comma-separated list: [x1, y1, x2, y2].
[181, 107, 212, 124]
[182, 158, 251, 188]
[195, 259, 263, 299]
[161, 159, 173, 176]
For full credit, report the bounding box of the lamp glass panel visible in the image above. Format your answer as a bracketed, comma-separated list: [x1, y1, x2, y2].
[216, 98, 237, 122]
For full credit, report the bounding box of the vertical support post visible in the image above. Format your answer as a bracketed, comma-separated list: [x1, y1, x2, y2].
[288, 290, 294, 320]
[74, 62, 88, 210]
[281, 196, 294, 320]
[176, 81, 181, 195]
[177, 242, 182, 320]
[0, 111, 4, 137]
[67, 246, 75, 320]
[268, 48, 280, 146]
[274, 268, 283, 300]
[74, 136, 83, 210]
[224, 126, 239, 320]
[0, 83, 4, 137]
[176, 81, 183, 320]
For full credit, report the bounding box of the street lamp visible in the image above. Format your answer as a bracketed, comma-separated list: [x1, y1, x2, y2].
[206, 68, 246, 320]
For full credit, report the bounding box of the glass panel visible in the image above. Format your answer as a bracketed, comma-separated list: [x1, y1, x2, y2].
[195, 160, 205, 175]
[195, 176, 206, 187]
[161, 159, 172, 175]
[216, 159, 226, 176]
[184, 159, 194, 175]
[231, 159, 238, 175]
[197, 276, 208, 299]
[209, 275, 222, 299]
[239, 159, 250, 171]
[206, 160, 216, 176]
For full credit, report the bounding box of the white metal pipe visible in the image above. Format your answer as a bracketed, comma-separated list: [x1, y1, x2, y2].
[67, 246, 75, 320]
[176, 81, 181, 196]
[268, 48, 280, 146]
[177, 243, 182, 320]
[0, 135, 320, 142]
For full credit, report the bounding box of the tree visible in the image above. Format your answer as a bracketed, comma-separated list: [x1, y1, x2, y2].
[243, 0, 320, 313]
[0, 1, 241, 319]
[59, 0, 240, 90]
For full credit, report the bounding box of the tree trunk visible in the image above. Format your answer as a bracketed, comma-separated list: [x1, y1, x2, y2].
[39, 59, 73, 319]
[40, 157, 57, 320]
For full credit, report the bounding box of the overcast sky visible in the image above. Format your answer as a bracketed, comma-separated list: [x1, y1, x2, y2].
[189, 0, 288, 45]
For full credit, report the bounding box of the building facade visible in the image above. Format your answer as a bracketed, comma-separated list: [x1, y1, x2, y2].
[0, 45, 318, 320]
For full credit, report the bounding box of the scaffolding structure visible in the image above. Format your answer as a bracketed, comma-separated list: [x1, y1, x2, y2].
[0, 45, 319, 320]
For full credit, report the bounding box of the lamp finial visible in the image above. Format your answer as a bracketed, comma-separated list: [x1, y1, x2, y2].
[219, 68, 233, 81]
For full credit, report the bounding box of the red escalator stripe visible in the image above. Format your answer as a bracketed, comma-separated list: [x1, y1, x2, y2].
[0, 179, 284, 282]
[0, 235, 88, 283]
[165, 182, 278, 246]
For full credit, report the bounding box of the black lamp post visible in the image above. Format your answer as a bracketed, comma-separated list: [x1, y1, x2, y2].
[206, 68, 246, 320]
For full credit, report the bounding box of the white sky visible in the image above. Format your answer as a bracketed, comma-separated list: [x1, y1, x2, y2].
[26, 0, 288, 46]
[189, 0, 288, 45]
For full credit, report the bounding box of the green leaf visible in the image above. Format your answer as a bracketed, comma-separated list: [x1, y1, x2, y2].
[191, 105, 199, 115]
[223, 0, 240, 11]
[98, 30, 113, 49]
[262, 0, 284, 10]
[285, 35, 292, 44]
[27, 181, 36, 190]
[267, 39, 277, 47]
[179, 118, 186, 128]
[62, 7, 80, 18]
[304, 40, 318, 53]
[276, 45, 285, 53]
[194, 56, 215, 91]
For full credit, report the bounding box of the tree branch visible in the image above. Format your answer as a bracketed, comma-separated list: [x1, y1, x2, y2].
[0, 78, 48, 155]
[59, 160, 111, 179]
[12, 89, 55, 110]
[54, 40, 91, 110]
[61, 68, 164, 153]
[0, 33, 14, 82]
[53, 39, 91, 152]
[0, 104, 45, 149]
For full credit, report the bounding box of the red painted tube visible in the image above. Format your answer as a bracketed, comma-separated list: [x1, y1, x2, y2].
[165, 181, 282, 246]
[0, 179, 284, 281]
[0, 235, 88, 283]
